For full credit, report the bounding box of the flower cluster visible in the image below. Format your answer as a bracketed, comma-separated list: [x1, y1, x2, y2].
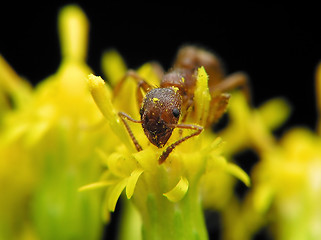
[84, 60, 250, 239]
[0, 6, 105, 240]
[1, 4, 321, 240]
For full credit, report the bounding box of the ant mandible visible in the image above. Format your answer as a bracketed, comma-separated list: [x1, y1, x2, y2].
[115, 45, 249, 164]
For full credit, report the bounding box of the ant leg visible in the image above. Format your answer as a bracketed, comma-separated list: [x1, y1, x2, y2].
[207, 72, 250, 125]
[207, 93, 230, 125]
[158, 124, 203, 164]
[180, 99, 194, 123]
[211, 72, 251, 102]
[118, 112, 143, 152]
[113, 70, 153, 107]
[178, 99, 194, 136]
[136, 79, 152, 107]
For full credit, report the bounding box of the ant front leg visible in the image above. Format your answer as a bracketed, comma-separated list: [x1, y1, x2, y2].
[118, 112, 143, 152]
[207, 93, 230, 125]
[113, 70, 153, 109]
[208, 72, 250, 125]
[211, 72, 251, 102]
[158, 124, 203, 164]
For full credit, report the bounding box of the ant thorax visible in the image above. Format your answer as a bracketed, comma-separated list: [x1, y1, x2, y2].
[140, 87, 182, 148]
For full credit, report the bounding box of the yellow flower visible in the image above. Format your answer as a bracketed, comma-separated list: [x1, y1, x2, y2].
[0, 30, 38, 240]
[0, 5, 106, 240]
[0, 55, 32, 114]
[83, 49, 250, 239]
[200, 82, 292, 239]
[222, 125, 321, 240]
[219, 91, 291, 155]
[250, 128, 321, 240]
[200, 88, 290, 211]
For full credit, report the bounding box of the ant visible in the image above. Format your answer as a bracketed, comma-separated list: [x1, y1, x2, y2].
[115, 45, 249, 164]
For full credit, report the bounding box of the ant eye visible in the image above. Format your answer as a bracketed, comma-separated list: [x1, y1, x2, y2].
[172, 108, 180, 118]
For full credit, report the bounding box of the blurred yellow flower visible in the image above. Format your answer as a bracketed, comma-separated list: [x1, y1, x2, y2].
[0, 5, 107, 240]
[221, 100, 320, 240]
[220, 91, 291, 155]
[202, 87, 292, 239]
[200, 88, 290, 212]
[250, 128, 321, 240]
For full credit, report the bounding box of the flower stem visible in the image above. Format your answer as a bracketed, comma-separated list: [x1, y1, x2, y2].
[119, 199, 142, 240]
[135, 181, 208, 240]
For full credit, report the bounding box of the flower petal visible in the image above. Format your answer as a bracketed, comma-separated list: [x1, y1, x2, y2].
[58, 5, 88, 61]
[107, 178, 128, 212]
[78, 180, 117, 192]
[133, 146, 159, 172]
[87, 74, 133, 150]
[87, 74, 113, 118]
[259, 98, 291, 130]
[25, 121, 52, 147]
[163, 176, 189, 202]
[0, 55, 32, 108]
[252, 182, 274, 213]
[194, 67, 211, 126]
[203, 136, 225, 155]
[101, 50, 127, 87]
[126, 168, 144, 199]
[226, 163, 251, 187]
[137, 63, 161, 86]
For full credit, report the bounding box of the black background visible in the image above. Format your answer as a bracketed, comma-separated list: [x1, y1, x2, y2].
[1, 3, 320, 131]
[1, 2, 320, 239]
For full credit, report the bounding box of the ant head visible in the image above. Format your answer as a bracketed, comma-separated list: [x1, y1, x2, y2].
[140, 87, 182, 148]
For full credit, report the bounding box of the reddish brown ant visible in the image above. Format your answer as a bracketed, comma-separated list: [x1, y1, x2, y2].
[115, 45, 249, 164]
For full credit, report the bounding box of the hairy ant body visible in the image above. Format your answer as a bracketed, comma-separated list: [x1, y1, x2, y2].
[116, 45, 249, 164]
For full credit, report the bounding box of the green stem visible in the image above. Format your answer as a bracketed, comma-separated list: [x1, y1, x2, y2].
[119, 199, 142, 240]
[135, 181, 208, 240]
